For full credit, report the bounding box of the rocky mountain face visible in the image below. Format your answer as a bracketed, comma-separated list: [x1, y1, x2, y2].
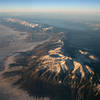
[1, 18, 100, 100]
[14, 32, 99, 100]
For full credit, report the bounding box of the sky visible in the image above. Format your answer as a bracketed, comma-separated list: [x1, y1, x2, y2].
[0, 0, 100, 13]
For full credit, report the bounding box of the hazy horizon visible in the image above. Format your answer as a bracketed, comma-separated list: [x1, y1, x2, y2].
[0, 0, 100, 14]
